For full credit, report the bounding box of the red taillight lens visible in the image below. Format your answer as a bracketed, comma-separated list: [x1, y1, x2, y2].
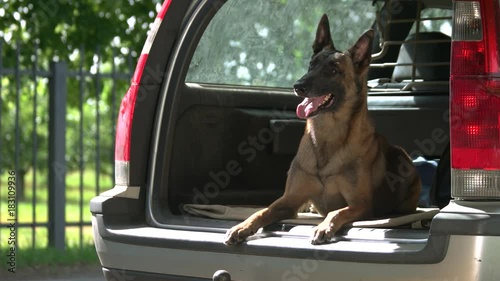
[157, 0, 172, 19]
[450, 0, 500, 199]
[114, 0, 171, 185]
[451, 78, 500, 169]
[450, 41, 485, 75]
[451, 0, 499, 75]
[115, 54, 148, 163]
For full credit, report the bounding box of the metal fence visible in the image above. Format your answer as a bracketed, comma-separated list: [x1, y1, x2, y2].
[0, 40, 133, 250]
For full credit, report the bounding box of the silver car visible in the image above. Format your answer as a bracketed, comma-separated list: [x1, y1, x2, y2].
[92, 0, 500, 280]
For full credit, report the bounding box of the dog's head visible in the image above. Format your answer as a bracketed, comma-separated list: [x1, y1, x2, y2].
[294, 14, 374, 119]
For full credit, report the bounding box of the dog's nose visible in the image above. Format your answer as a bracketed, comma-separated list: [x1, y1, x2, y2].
[294, 85, 307, 97]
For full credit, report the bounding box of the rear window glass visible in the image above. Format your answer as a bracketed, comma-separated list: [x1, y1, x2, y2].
[186, 0, 376, 88]
[410, 8, 452, 36]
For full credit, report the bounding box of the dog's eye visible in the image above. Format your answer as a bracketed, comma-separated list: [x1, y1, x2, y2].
[329, 61, 338, 74]
[331, 66, 338, 75]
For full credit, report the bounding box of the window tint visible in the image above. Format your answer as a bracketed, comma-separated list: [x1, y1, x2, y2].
[186, 0, 376, 88]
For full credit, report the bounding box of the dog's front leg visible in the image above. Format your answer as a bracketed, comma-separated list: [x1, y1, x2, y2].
[224, 162, 322, 245]
[223, 198, 297, 245]
[310, 204, 371, 244]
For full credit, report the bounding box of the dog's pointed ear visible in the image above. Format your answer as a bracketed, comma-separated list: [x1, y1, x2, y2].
[313, 14, 335, 55]
[348, 29, 374, 73]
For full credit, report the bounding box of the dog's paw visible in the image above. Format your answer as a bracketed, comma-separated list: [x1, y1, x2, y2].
[310, 222, 334, 245]
[224, 224, 255, 245]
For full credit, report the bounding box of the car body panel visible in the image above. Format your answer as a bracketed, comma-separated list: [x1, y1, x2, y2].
[94, 224, 499, 281]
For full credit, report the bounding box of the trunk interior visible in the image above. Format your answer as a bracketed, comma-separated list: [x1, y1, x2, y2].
[149, 0, 452, 242]
[153, 82, 449, 238]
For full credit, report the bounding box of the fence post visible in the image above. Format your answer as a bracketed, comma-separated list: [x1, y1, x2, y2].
[48, 61, 67, 251]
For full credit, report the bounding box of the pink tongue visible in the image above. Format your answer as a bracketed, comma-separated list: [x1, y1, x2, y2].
[296, 96, 326, 119]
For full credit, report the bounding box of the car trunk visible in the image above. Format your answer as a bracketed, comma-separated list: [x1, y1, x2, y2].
[152, 83, 449, 225]
[147, 0, 451, 246]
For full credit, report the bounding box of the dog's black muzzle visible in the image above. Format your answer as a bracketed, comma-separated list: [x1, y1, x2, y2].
[293, 79, 308, 97]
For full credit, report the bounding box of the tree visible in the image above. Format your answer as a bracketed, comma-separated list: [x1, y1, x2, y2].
[0, 0, 162, 198]
[1, 0, 162, 67]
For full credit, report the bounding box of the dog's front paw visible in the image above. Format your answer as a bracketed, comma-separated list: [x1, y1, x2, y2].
[224, 223, 255, 245]
[310, 222, 334, 245]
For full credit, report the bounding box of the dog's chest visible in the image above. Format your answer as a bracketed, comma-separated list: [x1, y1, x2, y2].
[313, 142, 354, 174]
[310, 182, 348, 215]
[308, 122, 351, 168]
[311, 139, 359, 210]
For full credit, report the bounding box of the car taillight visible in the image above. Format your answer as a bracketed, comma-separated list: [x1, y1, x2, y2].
[114, 0, 172, 185]
[451, 0, 500, 199]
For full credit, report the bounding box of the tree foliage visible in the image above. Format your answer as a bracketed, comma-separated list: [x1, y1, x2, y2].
[0, 0, 161, 196]
[1, 0, 162, 67]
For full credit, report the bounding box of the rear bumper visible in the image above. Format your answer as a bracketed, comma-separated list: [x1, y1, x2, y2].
[92, 199, 500, 280]
[102, 267, 210, 281]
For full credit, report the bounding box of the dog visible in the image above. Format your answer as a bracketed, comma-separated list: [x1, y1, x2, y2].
[224, 14, 421, 245]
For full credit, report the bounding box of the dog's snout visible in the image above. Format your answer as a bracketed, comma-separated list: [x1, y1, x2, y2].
[294, 84, 307, 97]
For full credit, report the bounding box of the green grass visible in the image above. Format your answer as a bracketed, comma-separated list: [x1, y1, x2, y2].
[0, 225, 100, 268]
[0, 169, 113, 267]
[0, 240, 99, 269]
[16, 243, 99, 268]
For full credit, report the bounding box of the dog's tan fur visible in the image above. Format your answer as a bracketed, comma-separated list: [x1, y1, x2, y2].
[224, 15, 421, 245]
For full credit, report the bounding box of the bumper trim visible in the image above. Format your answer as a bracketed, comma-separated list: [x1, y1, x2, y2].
[103, 267, 210, 281]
